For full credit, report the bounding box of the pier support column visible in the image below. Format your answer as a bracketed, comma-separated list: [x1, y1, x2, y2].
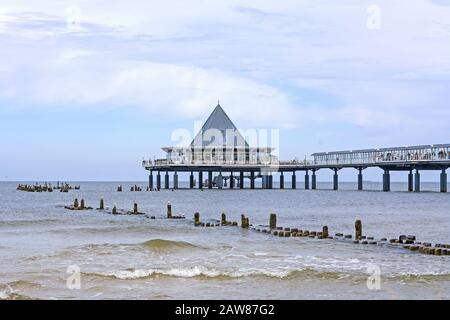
[230, 172, 234, 189]
[414, 169, 420, 192]
[312, 170, 317, 190]
[208, 171, 213, 189]
[408, 170, 413, 192]
[280, 172, 284, 189]
[333, 169, 339, 190]
[269, 174, 273, 189]
[440, 169, 447, 193]
[156, 172, 161, 190]
[382, 169, 390, 192]
[189, 172, 194, 189]
[250, 171, 255, 189]
[164, 172, 169, 189]
[198, 171, 203, 189]
[292, 172, 297, 189]
[240, 171, 244, 189]
[149, 171, 153, 189]
[262, 175, 267, 189]
[305, 170, 310, 190]
[173, 171, 178, 189]
[217, 173, 223, 189]
[358, 168, 363, 191]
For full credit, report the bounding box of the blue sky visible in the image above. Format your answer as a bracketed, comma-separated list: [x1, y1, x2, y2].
[1, 0, 450, 181]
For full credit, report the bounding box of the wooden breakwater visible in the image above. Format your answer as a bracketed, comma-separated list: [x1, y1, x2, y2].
[17, 182, 80, 193]
[62, 200, 450, 256]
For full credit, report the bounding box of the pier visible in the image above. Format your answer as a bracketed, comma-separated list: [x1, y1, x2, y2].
[143, 104, 450, 192]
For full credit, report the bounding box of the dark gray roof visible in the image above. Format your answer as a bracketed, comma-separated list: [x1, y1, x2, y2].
[191, 104, 249, 148]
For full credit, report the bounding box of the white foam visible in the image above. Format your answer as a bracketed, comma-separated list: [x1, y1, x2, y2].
[0, 290, 10, 300]
[99, 266, 298, 279]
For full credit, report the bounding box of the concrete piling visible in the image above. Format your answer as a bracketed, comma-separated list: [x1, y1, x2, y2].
[304, 171, 310, 190]
[173, 172, 178, 189]
[441, 169, 447, 193]
[292, 172, 296, 189]
[333, 168, 339, 190]
[382, 169, 390, 192]
[415, 169, 421, 192]
[355, 220, 362, 240]
[408, 170, 414, 192]
[312, 170, 317, 190]
[358, 168, 363, 191]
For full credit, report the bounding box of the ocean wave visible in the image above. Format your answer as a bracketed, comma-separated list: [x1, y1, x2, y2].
[84, 265, 450, 282]
[138, 239, 205, 252]
[84, 266, 351, 281]
[0, 284, 34, 300]
[391, 272, 450, 282]
[0, 219, 61, 227]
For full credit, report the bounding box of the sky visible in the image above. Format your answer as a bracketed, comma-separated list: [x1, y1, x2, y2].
[0, 0, 449, 181]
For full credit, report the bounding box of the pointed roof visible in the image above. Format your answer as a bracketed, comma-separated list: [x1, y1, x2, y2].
[191, 103, 249, 148]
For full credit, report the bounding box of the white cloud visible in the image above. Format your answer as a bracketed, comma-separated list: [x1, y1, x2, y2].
[1, 0, 450, 134]
[2, 50, 298, 127]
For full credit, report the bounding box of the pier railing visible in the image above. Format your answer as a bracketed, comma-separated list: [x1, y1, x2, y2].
[142, 144, 450, 168]
[312, 144, 450, 166]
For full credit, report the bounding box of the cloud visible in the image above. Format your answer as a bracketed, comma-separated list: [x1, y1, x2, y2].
[0, 45, 299, 128]
[1, 0, 450, 135]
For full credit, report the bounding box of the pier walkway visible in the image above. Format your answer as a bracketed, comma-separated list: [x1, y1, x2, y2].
[143, 144, 450, 192]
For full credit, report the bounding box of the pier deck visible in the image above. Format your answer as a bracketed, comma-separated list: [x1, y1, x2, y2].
[143, 144, 450, 192]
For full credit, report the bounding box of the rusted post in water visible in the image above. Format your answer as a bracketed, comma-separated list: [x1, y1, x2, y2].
[355, 220, 362, 240]
[269, 213, 277, 230]
[167, 201, 172, 218]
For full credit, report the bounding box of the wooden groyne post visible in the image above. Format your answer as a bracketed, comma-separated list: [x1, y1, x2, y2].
[194, 212, 200, 226]
[167, 201, 172, 218]
[355, 220, 362, 240]
[322, 226, 329, 238]
[269, 213, 277, 230]
[221, 213, 227, 225]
